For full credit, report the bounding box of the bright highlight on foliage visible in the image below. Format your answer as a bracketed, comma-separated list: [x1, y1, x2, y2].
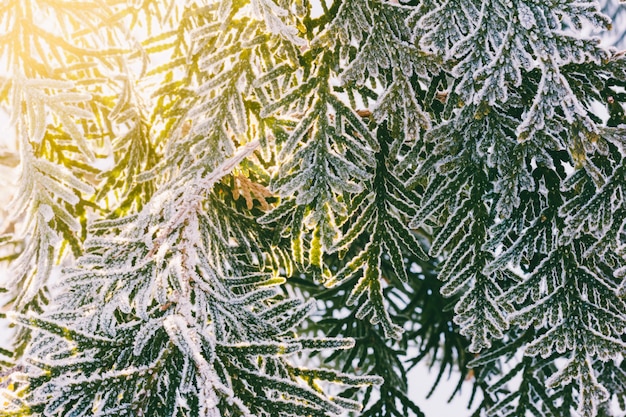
[0, 0, 626, 416]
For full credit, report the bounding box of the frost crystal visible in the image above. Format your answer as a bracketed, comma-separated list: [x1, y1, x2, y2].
[38, 204, 54, 223]
[517, 2, 536, 30]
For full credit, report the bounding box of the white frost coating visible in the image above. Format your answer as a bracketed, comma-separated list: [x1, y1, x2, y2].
[39, 203, 54, 222]
[33, 157, 95, 195]
[250, 0, 306, 46]
[149, 140, 259, 257]
[163, 314, 223, 417]
[517, 2, 536, 30]
[12, 74, 93, 148]
[132, 319, 163, 356]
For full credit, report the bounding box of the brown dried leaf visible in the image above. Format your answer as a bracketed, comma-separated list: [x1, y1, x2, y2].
[233, 175, 273, 210]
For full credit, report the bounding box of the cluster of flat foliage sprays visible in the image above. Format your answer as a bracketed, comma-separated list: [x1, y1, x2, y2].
[0, 0, 625, 416]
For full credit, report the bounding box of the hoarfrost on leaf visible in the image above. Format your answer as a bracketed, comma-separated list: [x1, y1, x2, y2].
[250, 0, 306, 46]
[517, 2, 536, 30]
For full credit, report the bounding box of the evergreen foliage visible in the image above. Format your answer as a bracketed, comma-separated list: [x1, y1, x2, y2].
[0, 1, 625, 416]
